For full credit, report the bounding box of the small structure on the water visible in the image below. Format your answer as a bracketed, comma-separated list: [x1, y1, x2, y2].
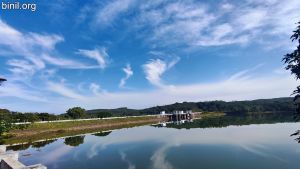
[160, 110, 194, 121]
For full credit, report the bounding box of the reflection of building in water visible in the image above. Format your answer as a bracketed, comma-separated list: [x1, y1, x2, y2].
[159, 119, 193, 127]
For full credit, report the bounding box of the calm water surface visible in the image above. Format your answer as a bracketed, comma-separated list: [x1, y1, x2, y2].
[8, 117, 300, 169]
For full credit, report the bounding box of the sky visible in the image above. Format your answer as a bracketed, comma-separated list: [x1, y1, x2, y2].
[0, 0, 299, 114]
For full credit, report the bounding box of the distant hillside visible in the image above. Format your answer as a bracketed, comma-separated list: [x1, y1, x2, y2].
[87, 97, 296, 117]
[86, 107, 141, 117]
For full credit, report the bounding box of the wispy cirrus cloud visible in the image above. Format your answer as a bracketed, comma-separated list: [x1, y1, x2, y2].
[89, 83, 102, 95]
[119, 64, 133, 88]
[41, 54, 101, 69]
[77, 0, 300, 48]
[0, 81, 47, 102]
[77, 47, 109, 69]
[47, 82, 86, 100]
[135, 0, 300, 48]
[94, 0, 136, 27]
[0, 19, 102, 82]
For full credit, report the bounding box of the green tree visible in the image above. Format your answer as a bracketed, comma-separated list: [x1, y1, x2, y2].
[283, 21, 300, 142]
[25, 113, 40, 123]
[66, 107, 86, 119]
[283, 21, 300, 114]
[38, 113, 57, 121]
[0, 109, 12, 135]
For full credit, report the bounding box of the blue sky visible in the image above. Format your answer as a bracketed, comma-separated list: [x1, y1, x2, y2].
[0, 0, 299, 113]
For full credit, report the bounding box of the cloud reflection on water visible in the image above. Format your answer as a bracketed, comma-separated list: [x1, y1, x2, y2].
[84, 123, 300, 168]
[19, 122, 300, 169]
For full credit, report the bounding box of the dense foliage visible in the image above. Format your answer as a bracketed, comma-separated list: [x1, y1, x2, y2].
[141, 97, 295, 115]
[66, 107, 86, 119]
[87, 107, 139, 117]
[86, 97, 295, 116]
[283, 21, 300, 142]
[0, 109, 12, 135]
[283, 21, 300, 113]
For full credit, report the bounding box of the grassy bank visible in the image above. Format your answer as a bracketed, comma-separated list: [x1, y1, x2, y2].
[1, 116, 163, 145]
[1, 112, 224, 145]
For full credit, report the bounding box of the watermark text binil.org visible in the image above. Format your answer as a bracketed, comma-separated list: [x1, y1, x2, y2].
[2, 1, 37, 12]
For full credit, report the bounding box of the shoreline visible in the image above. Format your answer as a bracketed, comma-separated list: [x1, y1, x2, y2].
[1, 112, 223, 145]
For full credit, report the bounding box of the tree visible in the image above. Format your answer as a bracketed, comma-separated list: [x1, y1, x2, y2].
[283, 21, 300, 142]
[0, 109, 12, 135]
[38, 113, 57, 121]
[283, 21, 300, 113]
[66, 107, 86, 119]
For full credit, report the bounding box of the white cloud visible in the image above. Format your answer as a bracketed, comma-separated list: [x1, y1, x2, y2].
[1, 67, 297, 113]
[47, 82, 85, 100]
[134, 0, 300, 47]
[77, 48, 109, 69]
[0, 19, 58, 78]
[0, 19, 102, 83]
[151, 145, 173, 169]
[0, 19, 63, 54]
[119, 64, 133, 87]
[94, 0, 135, 26]
[0, 82, 47, 102]
[74, 0, 300, 48]
[41, 54, 100, 69]
[220, 3, 234, 11]
[88, 71, 297, 110]
[143, 58, 179, 88]
[89, 83, 101, 95]
[119, 151, 136, 169]
[234, 8, 267, 31]
[6, 59, 36, 77]
[142, 59, 167, 88]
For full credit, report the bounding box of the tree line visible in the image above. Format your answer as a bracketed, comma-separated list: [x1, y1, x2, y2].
[0, 97, 296, 135]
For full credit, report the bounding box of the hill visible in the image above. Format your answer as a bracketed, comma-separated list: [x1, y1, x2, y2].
[87, 97, 296, 117]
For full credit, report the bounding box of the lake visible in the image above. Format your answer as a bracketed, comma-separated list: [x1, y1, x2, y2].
[7, 114, 300, 169]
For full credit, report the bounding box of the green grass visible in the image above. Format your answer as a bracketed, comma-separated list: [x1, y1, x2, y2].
[1, 112, 225, 145]
[2, 116, 160, 144]
[14, 116, 157, 131]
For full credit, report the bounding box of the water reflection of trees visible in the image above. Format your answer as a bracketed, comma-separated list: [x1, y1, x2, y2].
[6, 139, 57, 151]
[64, 135, 85, 147]
[7, 143, 31, 151]
[156, 112, 295, 129]
[6, 131, 112, 151]
[92, 131, 111, 137]
[32, 139, 57, 148]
